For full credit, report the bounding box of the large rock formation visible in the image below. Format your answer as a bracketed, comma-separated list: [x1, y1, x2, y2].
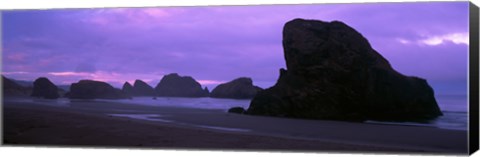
[132, 80, 156, 96]
[122, 80, 156, 96]
[31, 77, 60, 99]
[2, 75, 30, 97]
[155, 73, 209, 97]
[247, 19, 442, 122]
[68, 80, 130, 99]
[210, 77, 262, 99]
[122, 82, 134, 96]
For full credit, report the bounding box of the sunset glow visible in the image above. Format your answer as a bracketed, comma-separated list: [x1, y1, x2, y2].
[2, 2, 469, 94]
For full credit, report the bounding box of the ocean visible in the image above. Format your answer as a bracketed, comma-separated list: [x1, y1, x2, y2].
[12, 94, 468, 131]
[367, 95, 468, 131]
[100, 95, 468, 131]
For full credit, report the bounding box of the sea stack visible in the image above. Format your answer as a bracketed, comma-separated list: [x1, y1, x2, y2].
[210, 77, 262, 99]
[155, 73, 209, 97]
[122, 80, 156, 97]
[247, 19, 442, 122]
[204, 87, 210, 96]
[69, 80, 130, 99]
[122, 82, 134, 95]
[31, 77, 60, 99]
[132, 80, 156, 96]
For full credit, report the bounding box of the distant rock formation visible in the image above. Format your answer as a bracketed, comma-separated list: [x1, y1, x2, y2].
[132, 80, 156, 96]
[69, 80, 130, 99]
[247, 19, 442, 122]
[155, 73, 209, 97]
[122, 82, 134, 96]
[31, 77, 60, 99]
[122, 80, 156, 97]
[204, 87, 210, 96]
[2, 75, 30, 97]
[210, 77, 262, 99]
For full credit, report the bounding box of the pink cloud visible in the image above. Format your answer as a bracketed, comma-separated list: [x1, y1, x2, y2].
[198, 79, 225, 85]
[48, 71, 91, 76]
[82, 8, 184, 29]
[419, 33, 469, 46]
[142, 8, 171, 18]
[1, 71, 29, 75]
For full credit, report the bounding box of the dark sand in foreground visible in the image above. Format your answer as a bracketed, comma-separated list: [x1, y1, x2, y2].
[2, 98, 468, 154]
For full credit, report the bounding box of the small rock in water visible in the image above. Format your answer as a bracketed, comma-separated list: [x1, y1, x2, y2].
[228, 107, 247, 114]
[210, 77, 262, 99]
[69, 80, 130, 99]
[155, 73, 209, 97]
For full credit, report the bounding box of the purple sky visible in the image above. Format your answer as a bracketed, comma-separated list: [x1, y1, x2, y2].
[2, 2, 469, 95]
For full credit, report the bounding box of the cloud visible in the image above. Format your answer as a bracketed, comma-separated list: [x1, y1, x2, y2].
[197, 79, 225, 85]
[1, 2, 469, 93]
[395, 32, 468, 46]
[1, 71, 29, 75]
[396, 38, 411, 45]
[81, 8, 183, 29]
[419, 33, 469, 46]
[48, 71, 91, 76]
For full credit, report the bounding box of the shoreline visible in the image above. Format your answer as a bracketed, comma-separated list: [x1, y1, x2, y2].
[2, 98, 468, 154]
[93, 96, 470, 131]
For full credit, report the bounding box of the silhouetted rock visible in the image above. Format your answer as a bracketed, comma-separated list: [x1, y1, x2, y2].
[228, 107, 247, 114]
[2, 75, 30, 97]
[122, 82, 134, 96]
[132, 80, 156, 96]
[210, 77, 262, 99]
[155, 73, 209, 97]
[69, 80, 130, 99]
[204, 87, 210, 96]
[31, 77, 60, 99]
[247, 19, 442, 122]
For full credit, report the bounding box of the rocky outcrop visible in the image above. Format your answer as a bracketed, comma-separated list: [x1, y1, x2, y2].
[155, 73, 209, 97]
[2, 75, 30, 97]
[122, 82, 134, 96]
[210, 77, 262, 99]
[228, 107, 247, 114]
[132, 80, 156, 96]
[122, 80, 156, 97]
[204, 87, 210, 96]
[247, 19, 442, 122]
[69, 80, 130, 99]
[31, 77, 60, 99]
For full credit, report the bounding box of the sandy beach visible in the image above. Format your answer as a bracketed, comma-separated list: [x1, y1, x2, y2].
[2, 98, 468, 155]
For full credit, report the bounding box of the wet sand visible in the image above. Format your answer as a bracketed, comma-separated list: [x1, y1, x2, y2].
[2, 98, 468, 155]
